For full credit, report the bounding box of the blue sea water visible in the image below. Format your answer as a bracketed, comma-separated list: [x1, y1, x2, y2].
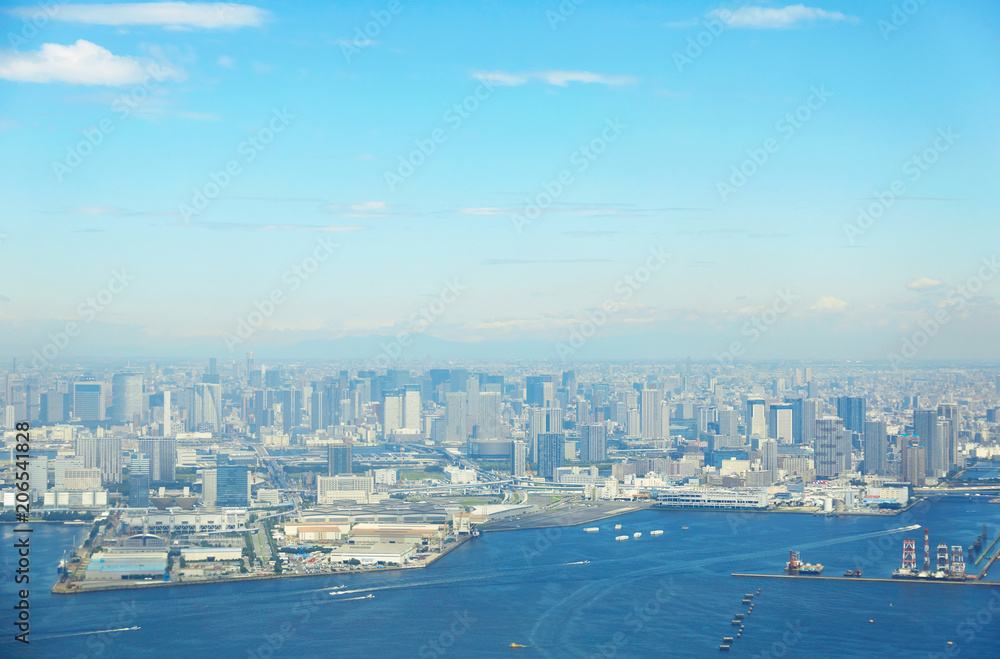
[2, 498, 999, 658]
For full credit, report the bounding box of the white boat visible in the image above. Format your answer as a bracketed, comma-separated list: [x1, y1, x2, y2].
[650, 530, 664, 536]
[615, 535, 629, 541]
[633, 532, 642, 538]
[365, 594, 375, 599]
[615, 524, 622, 530]
[583, 527, 599, 533]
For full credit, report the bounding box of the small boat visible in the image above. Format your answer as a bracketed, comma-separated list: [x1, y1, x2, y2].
[365, 594, 374, 599]
[722, 637, 733, 643]
[731, 620, 741, 626]
[128, 626, 140, 630]
[844, 568, 862, 577]
[510, 643, 526, 648]
[681, 526, 688, 530]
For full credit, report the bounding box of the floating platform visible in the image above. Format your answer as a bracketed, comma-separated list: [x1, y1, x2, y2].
[732, 573, 1000, 586]
[583, 528, 599, 533]
[650, 530, 664, 536]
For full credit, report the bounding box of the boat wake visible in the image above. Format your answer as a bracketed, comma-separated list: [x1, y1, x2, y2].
[35, 626, 140, 640]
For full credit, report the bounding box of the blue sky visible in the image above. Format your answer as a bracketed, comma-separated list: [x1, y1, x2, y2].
[1, 1, 998, 363]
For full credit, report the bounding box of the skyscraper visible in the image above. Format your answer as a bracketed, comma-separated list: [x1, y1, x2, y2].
[768, 403, 793, 443]
[937, 403, 960, 470]
[138, 437, 176, 482]
[216, 466, 250, 507]
[863, 420, 888, 476]
[580, 424, 607, 462]
[836, 396, 867, 434]
[745, 398, 766, 442]
[640, 388, 662, 439]
[913, 409, 947, 478]
[76, 436, 122, 483]
[478, 391, 502, 439]
[814, 416, 850, 479]
[403, 384, 421, 431]
[73, 381, 106, 421]
[445, 391, 467, 443]
[510, 440, 527, 478]
[538, 433, 565, 479]
[901, 438, 926, 487]
[129, 473, 150, 508]
[760, 438, 778, 480]
[191, 382, 223, 433]
[382, 390, 403, 435]
[328, 442, 353, 476]
[111, 373, 143, 424]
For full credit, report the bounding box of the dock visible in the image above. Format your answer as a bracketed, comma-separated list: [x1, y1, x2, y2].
[732, 573, 1000, 586]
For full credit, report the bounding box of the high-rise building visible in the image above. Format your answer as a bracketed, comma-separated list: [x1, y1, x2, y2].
[26, 456, 47, 502]
[111, 373, 143, 424]
[53, 457, 84, 489]
[478, 391, 502, 439]
[310, 390, 327, 431]
[580, 424, 607, 462]
[149, 390, 171, 436]
[760, 438, 778, 480]
[527, 406, 546, 462]
[836, 396, 867, 434]
[538, 433, 565, 479]
[814, 416, 850, 479]
[128, 473, 150, 508]
[75, 436, 122, 483]
[510, 440, 527, 478]
[718, 407, 739, 439]
[216, 466, 250, 507]
[73, 381, 106, 421]
[445, 391, 467, 443]
[40, 391, 68, 423]
[382, 390, 404, 435]
[802, 398, 819, 444]
[327, 442, 353, 476]
[913, 410, 947, 478]
[403, 384, 421, 431]
[937, 404, 960, 470]
[138, 437, 176, 482]
[640, 389, 662, 439]
[768, 404, 793, 443]
[191, 382, 223, 433]
[863, 420, 888, 476]
[201, 468, 217, 506]
[901, 438, 926, 487]
[745, 398, 766, 441]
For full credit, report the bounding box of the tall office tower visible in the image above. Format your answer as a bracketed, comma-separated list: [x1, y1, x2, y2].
[149, 390, 171, 436]
[580, 424, 607, 462]
[249, 368, 263, 389]
[546, 406, 563, 435]
[138, 437, 176, 482]
[768, 404, 794, 443]
[863, 420, 888, 476]
[53, 457, 84, 489]
[73, 381, 106, 421]
[382, 390, 404, 435]
[208, 357, 217, 375]
[802, 398, 819, 444]
[215, 466, 250, 507]
[510, 440, 527, 478]
[445, 391, 467, 443]
[786, 397, 804, 443]
[129, 473, 150, 508]
[562, 370, 576, 395]
[75, 436, 122, 483]
[403, 384, 422, 431]
[40, 391, 67, 423]
[191, 382, 223, 433]
[264, 367, 281, 389]
[836, 396, 867, 434]
[937, 404, 960, 468]
[913, 410, 947, 478]
[310, 390, 327, 431]
[466, 376, 480, 425]
[901, 439, 926, 486]
[538, 433, 565, 479]
[640, 389, 662, 439]
[745, 398, 766, 442]
[760, 438, 778, 479]
[26, 456, 47, 502]
[449, 368, 468, 392]
[478, 391, 502, 439]
[527, 406, 546, 462]
[201, 468, 217, 506]
[327, 442, 353, 476]
[718, 407, 739, 438]
[807, 381, 819, 398]
[814, 416, 849, 479]
[246, 352, 255, 384]
[577, 398, 591, 425]
[111, 373, 143, 423]
[660, 400, 672, 439]
[526, 375, 554, 406]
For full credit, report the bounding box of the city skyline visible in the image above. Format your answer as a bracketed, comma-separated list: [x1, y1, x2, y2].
[1, 1, 998, 362]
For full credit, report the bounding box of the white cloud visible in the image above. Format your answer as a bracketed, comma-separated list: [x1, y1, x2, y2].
[252, 62, 274, 74]
[710, 4, 858, 29]
[9, 2, 268, 29]
[471, 70, 638, 87]
[811, 296, 848, 312]
[905, 277, 944, 291]
[349, 201, 386, 212]
[0, 40, 181, 85]
[217, 55, 234, 68]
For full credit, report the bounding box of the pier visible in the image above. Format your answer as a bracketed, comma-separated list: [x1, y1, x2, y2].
[731, 573, 1000, 586]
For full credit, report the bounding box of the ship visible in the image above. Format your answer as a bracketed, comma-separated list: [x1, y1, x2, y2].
[365, 594, 375, 599]
[783, 550, 823, 575]
[510, 643, 525, 648]
[844, 568, 863, 577]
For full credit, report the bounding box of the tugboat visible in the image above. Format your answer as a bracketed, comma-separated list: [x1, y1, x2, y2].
[844, 568, 863, 577]
[783, 550, 823, 575]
